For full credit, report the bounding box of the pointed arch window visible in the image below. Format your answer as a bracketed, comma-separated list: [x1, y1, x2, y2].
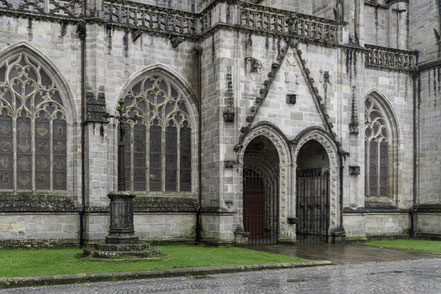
[120, 74, 193, 193]
[0, 53, 67, 191]
[364, 97, 389, 197]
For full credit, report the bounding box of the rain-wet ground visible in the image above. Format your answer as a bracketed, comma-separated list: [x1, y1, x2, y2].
[247, 243, 441, 264]
[2, 258, 441, 294]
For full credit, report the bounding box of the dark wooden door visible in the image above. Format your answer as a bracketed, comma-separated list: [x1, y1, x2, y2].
[243, 168, 279, 245]
[243, 171, 264, 239]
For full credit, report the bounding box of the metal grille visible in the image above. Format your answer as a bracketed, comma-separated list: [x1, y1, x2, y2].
[296, 169, 330, 244]
[243, 167, 279, 245]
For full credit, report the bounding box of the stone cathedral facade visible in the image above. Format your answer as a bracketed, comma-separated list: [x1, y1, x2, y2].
[0, 0, 440, 246]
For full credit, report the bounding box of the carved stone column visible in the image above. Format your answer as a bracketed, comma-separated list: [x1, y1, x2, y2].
[106, 191, 138, 244]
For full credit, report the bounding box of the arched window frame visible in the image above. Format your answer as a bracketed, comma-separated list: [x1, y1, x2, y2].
[116, 70, 197, 196]
[364, 92, 399, 203]
[0, 45, 75, 196]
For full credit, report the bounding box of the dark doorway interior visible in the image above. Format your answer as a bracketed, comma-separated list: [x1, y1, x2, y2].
[243, 136, 279, 245]
[296, 140, 330, 244]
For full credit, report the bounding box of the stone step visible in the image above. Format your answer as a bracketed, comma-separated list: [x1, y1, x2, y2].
[84, 248, 161, 259]
[94, 242, 151, 252]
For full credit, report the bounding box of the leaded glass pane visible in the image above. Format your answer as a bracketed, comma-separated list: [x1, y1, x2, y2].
[365, 97, 390, 198]
[369, 140, 378, 197]
[165, 124, 177, 192]
[121, 123, 131, 191]
[17, 116, 32, 190]
[123, 74, 192, 193]
[53, 118, 67, 190]
[149, 124, 162, 191]
[379, 141, 388, 197]
[0, 53, 68, 192]
[0, 111, 13, 189]
[134, 122, 146, 191]
[180, 125, 192, 192]
[35, 114, 50, 190]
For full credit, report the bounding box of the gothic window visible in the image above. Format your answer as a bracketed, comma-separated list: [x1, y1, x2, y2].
[120, 74, 193, 193]
[364, 97, 388, 197]
[0, 53, 68, 191]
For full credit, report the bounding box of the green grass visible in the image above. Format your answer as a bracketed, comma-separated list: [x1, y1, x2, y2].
[0, 245, 307, 278]
[365, 239, 441, 253]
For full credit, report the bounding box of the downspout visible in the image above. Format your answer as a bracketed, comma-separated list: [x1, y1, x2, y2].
[79, 0, 87, 248]
[195, 46, 203, 244]
[411, 70, 419, 238]
[337, 149, 349, 240]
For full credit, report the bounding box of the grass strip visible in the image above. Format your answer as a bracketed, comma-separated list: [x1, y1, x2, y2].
[0, 244, 307, 278]
[364, 239, 441, 253]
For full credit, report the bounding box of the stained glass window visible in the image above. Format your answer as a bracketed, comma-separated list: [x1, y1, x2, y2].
[365, 98, 388, 197]
[121, 74, 193, 193]
[0, 110, 13, 189]
[0, 52, 68, 192]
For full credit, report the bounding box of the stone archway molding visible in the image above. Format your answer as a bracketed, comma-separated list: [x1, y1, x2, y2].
[291, 126, 341, 229]
[239, 122, 292, 236]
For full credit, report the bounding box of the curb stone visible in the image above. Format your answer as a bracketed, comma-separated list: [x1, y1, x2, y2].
[0, 260, 332, 289]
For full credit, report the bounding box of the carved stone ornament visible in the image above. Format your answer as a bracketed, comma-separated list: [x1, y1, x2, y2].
[223, 111, 235, 122]
[286, 94, 297, 105]
[292, 129, 340, 229]
[245, 57, 262, 81]
[285, 53, 297, 67]
[285, 71, 299, 93]
[240, 125, 291, 236]
[349, 86, 359, 135]
[170, 36, 185, 48]
[223, 66, 235, 123]
[349, 166, 361, 175]
[86, 88, 109, 123]
[224, 160, 235, 168]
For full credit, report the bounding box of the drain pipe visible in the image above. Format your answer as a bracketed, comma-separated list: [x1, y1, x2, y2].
[78, 1, 87, 249]
[337, 149, 349, 240]
[410, 71, 419, 238]
[195, 46, 203, 244]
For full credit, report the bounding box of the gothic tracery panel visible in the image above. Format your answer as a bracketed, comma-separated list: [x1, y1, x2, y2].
[365, 98, 389, 197]
[0, 52, 68, 192]
[121, 74, 193, 194]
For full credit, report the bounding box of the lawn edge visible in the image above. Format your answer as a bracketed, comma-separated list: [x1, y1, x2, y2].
[0, 261, 332, 289]
[361, 242, 441, 254]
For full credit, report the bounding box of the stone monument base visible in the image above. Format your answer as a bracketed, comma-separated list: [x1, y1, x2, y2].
[82, 191, 162, 260]
[83, 241, 162, 259]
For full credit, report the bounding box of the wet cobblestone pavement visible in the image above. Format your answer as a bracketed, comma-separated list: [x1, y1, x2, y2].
[1, 258, 441, 294]
[248, 244, 441, 264]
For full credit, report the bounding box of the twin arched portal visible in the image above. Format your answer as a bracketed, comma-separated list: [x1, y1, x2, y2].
[0, 46, 398, 242]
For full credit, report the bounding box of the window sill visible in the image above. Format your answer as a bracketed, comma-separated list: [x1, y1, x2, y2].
[365, 196, 397, 209]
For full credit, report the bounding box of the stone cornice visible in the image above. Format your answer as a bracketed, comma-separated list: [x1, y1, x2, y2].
[0, 0, 421, 74]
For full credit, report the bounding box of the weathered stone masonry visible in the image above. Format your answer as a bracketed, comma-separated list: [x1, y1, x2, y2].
[0, 0, 439, 246]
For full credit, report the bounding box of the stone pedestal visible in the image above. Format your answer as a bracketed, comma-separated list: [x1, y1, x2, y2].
[83, 192, 162, 259]
[330, 227, 346, 244]
[106, 192, 138, 244]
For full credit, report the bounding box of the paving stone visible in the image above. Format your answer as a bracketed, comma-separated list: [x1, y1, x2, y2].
[1, 259, 441, 294]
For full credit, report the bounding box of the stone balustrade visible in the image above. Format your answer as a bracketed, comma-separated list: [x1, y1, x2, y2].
[365, 44, 418, 72]
[239, 3, 338, 45]
[0, 0, 83, 18]
[103, 0, 197, 36]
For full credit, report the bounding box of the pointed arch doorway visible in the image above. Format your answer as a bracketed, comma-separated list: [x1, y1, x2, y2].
[296, 140, 330, 243]
[243, 136, 279, 245]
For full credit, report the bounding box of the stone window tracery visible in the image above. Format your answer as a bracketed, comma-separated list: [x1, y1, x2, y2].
[364, 97, 388, 197]
[121, 74, 192, 193]
[0, 53, 67, 192]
